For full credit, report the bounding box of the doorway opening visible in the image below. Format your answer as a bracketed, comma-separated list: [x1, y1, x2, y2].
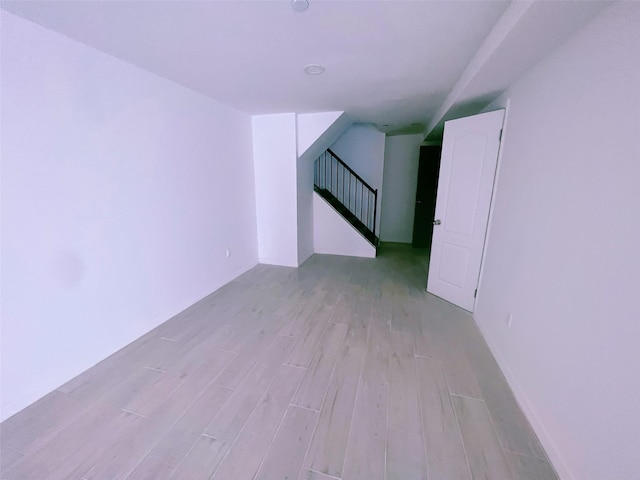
[411, 145, 442, 286]
[412, 145, 442, 251]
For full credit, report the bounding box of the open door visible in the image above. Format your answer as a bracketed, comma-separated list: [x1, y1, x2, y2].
[427, 110, 504, 312]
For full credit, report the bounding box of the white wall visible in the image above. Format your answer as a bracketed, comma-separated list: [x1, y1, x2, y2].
[0, 13, 259, 420]
[296, 111, 351, 266]
[253, 111, 356, 268]
[252, 113, 298, 267]
[330, 124, 386, 235]
[296, 154, 315, 265]
[474, 3, 640, 479]
[380, 134, 423, 243]
[313, 194, 376, 258]
[297, 111, 345, 159]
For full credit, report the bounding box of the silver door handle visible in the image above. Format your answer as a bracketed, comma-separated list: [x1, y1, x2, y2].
[433, 219, 441, 225]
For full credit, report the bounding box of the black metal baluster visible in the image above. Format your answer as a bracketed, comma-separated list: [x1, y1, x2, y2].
[357, 182, 359, 220]
[362, 189, 369, 226]
[336, 163, 339, 201]
[330, 154, 333, 194]
[371, 194, 374, 230]
[362, 188, 366, 225]
[353, 180, 356, 218]
[364, 186, 366, 224]
[336, 159, 339, 196]
[332, 155, 335, 195]
[348, 172, 352, 211]
[325, 151, 328, 190]
[373, 189, 378, 237]
[359, 183, 362, 222]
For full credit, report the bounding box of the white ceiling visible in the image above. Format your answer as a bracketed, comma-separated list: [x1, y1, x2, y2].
[1, 0, 610, 137]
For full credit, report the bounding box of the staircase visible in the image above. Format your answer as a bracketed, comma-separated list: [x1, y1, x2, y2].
[314, 149, 379, 247]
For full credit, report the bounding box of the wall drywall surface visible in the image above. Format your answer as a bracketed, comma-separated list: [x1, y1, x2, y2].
[297, 153, 314, 265]
[330, 124, 386, 234]
[380, 134, 423, 243]
[0, 12, 259, 420]
[252, 113, 298, 267]
[297, 111, 344, 158]
[313, 194, 375, 258]
[296, 111, 351, 265]
[474, 3, 640, 478]
[296, 112, 352, 165]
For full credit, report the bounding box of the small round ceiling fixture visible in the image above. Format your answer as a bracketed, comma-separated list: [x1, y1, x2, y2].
[304, 64, 325, 75]
[292, 0, 309, 12]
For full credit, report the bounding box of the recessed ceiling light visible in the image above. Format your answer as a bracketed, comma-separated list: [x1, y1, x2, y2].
[292, 0, 309, 12]
[304, 64, 325, 75]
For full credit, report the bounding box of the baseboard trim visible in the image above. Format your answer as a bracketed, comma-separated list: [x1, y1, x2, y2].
[313, 247, 376, 259]
[297, 249, 314, 266]
[1, 259, 260, 422]
[258, 257, 299, 268]
[472, 313, 573, 480]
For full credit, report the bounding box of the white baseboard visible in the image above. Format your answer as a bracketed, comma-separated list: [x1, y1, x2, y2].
[313, 247, 376, 258]
[297, 248, 314, 266]
[472, 313, 572, 480]
[1, 259, 261, 422]
[258, 257, 299, 268]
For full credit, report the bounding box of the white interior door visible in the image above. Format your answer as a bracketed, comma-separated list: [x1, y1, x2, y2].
[427, 110, 504, 312]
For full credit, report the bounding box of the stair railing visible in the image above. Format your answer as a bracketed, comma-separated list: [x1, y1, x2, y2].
[314, 148, 378, 242]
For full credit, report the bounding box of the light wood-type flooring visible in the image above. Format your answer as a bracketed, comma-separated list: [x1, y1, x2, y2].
[1, 243, 557, 480]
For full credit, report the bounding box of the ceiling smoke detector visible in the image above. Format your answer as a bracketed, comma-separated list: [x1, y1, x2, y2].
[291, 0, 309, 12]
[304, 64, 325, 75]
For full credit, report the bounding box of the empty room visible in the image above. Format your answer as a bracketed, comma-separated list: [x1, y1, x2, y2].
[1, 1, 638, 479]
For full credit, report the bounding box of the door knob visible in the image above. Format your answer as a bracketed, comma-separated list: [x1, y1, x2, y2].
[433, 219, 441, 225]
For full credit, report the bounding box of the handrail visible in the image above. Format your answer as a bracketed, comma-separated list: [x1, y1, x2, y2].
[326, 148, 376, 194]
[314, 148, 379, 244]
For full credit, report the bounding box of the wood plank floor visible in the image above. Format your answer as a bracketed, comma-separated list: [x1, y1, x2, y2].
[0, 243, 557, 480]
